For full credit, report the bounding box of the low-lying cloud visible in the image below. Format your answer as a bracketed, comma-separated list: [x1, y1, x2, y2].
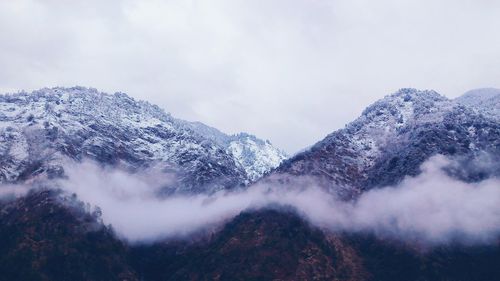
[0, 183, 32, 200]
[321, 156, 500, 244]
[2, 155, 500, 245]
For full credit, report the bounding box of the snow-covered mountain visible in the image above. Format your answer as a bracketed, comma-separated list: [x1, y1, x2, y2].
[2, 87, 500, 281]
[274, 88, 500, 198]
[226, 133, 287, 181]
[0, 87, 285, 193]
[455, 88, 500, 120]
[181, 121, 287, 181]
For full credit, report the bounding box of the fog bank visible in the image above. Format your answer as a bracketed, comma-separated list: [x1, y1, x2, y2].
[47, 155, 500, 245]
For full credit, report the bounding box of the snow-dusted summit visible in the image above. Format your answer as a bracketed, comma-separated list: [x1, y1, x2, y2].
[275, 88, 500, 198]
[181, 121, 287, 181]
[0, 87, 286, 193]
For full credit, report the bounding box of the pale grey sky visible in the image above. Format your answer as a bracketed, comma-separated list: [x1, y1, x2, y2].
[1, 0, 499, 153]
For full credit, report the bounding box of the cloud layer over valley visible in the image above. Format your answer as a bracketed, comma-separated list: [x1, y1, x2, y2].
[0, 155, 491, 245]
[0, 155, 499, 245]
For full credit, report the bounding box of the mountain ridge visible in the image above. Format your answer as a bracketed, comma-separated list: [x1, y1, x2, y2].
[455, 88, 500, 120]
[1, 86, 499, 281]
[179, 120, 288, 182]
[0, 86, 286, 193]
[274, 88, 500, 198]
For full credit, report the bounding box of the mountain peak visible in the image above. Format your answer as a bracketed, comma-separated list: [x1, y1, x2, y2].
[1, 87, 246, 193]
[455, 88, 500, 120]
[0, 86, 287, 187]
[459, 88, 500, 101]
[390, 88, 443, 99]
[368, 88, 446, 110]
[275, 88, 499, 198]
[180, 121, 288, 182]
[355, 88, 451, 134]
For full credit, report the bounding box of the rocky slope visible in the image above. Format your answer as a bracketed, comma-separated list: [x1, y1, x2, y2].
[182, 121, 288, 182]
[275, 88, 500, 198]
[0, 87, 286, 193]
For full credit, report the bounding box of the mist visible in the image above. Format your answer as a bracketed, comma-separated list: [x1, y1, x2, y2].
[0, 183, 32, 201]
[26, 155, 493, 246]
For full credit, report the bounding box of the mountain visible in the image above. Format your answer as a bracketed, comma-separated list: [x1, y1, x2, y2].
[0, 190, 138, 281]
[455, 88, 500, 120]
[1, 189, 362, 281]
[180, 121, 288, 181]
[0, 87, 286, 193]
[3, 190, 500, 281]
[274, 88, 500, 198]
[1, 87, 500, 281]
[131, 208, 365, 281]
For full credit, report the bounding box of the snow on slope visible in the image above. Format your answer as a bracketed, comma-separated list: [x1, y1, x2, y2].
[455, 88, 500, 120]
[275, 88, 500, 198]
[0, 86, 287, 191]
[180, 121, 288, 181]
[0, 87, 249, 193]
[227, 133, 287, 181]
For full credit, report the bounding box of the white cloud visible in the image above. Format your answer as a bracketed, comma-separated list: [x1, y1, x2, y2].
[43, 156, 500, 245]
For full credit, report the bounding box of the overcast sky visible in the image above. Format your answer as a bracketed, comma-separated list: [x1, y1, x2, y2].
[0, 0, 499, 153]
